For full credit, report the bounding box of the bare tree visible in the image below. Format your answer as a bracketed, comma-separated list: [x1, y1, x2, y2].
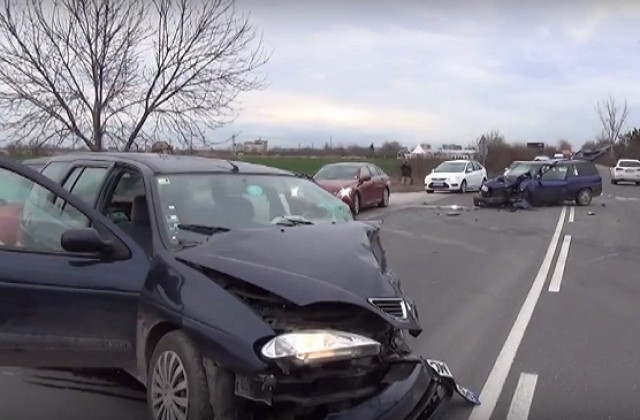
[0, 0, 269, 151]
[597, 94, 629, 158]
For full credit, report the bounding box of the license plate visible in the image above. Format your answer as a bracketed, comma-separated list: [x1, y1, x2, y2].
[432, 182, 444, 187]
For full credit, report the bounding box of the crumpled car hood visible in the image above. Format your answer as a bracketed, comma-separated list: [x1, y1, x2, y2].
[175, 221, 419, 328]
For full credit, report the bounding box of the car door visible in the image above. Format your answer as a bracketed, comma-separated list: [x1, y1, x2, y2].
[463, 162, 476, 188]
[0, 156, 149, 369]
[535, 164, 570, 203]
[357, 165, 376, 204]
[367, 164, 385, 199]
[470, 161, 482, 188]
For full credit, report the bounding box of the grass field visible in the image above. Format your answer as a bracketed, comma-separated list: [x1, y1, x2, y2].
[241, 156, 402, 177]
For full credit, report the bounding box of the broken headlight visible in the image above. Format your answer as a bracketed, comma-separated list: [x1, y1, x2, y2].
[260, 329, 381, 366]
[480, 185, 489, 192]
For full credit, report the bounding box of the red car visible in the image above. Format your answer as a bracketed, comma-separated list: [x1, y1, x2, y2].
[313, 162, 390, 215]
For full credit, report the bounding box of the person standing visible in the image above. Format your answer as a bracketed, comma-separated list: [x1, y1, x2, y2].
[400, 159, 412, 185]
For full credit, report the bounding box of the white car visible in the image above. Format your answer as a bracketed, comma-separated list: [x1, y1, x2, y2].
[611, 159, 640, 184]
[425, 160, 487, 193]
[553, 153, 564, 159]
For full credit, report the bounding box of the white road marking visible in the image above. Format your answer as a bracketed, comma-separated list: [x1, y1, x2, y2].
[468, 206, 567, 420]
[506, 373, 539, 420]
[568, 206, 575, 223]
[548, 235, 572, 293]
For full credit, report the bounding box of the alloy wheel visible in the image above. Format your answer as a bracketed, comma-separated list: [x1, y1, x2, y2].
[151, 350, 189, 420]
[353, 194, 360, 214]
[382, 189, 389, 206]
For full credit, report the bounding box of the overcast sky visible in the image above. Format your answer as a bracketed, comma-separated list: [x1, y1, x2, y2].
[214, 0, 640, 149]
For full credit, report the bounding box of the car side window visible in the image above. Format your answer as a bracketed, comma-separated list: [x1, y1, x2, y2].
[367, 164, 380, 176]
[41, 161, 73, 183]
[360, 166, 372, 178]
[68, 167, 109, 205]
[0, 167, 89, 251]
[541, 166, 569, 181]
[105, 170, 146, 224]
[576, 162, 599, 176]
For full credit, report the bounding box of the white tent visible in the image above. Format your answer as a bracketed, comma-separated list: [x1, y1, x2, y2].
[411, 144, 428, 156]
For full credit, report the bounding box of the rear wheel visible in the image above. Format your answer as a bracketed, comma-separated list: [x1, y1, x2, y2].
[147, 331, 213, 420]
[611, 179, 618, 185]
[426, 190, 434, 194]
[576, 188, 593, 206]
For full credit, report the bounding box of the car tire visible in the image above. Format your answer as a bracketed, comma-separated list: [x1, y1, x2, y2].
[459, 180, 467, 194]
[352, 192, 361, 215]
[379, 187, 390, 207]
[611, 179, 618, 185]
[426, 189, 434, 194]
[576, 188, 593, 206]
[147, 331, 214, 420]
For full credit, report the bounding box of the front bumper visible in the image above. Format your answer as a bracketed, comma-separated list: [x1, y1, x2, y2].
[235, 358, 455, 420]
[473, 192, 508, 207]
[326, 360, 448, 420]
[425, 180, 462, 191]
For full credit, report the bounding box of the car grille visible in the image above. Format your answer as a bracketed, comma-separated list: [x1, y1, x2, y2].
[431, 177, 447, 181]
[368, 298, 408, 320]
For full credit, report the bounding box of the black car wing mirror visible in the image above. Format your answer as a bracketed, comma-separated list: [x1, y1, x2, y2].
[61, 228, 114, 255]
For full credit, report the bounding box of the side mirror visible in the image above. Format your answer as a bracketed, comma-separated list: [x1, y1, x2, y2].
[61, 228, 114, 254]
[466, 168, 473, 173]
[360, 174, 372, 182]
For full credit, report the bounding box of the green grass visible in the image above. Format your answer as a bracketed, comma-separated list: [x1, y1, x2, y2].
[241, 156, 402, 177]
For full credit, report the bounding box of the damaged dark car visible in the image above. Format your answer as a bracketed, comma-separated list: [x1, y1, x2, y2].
[0, 153, 479, 420]
[473, 147, 609, 209]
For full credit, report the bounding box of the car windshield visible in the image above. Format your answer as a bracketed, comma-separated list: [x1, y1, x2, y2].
[433, 162, 466, 173]
[154, 173, 354, 245]
[618, 160, 640, 167]
[507, 163, 540, 177]
[314, 165, 360, 180]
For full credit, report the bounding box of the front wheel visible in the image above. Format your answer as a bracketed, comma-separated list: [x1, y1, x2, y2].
[379, 188, 390, 207]
[426, 189, 434, 194]
[576, 188, 593, 206]
[459, 180, 467, 194]
[352, 192, 361, 215]
[147, 331, 213, 420]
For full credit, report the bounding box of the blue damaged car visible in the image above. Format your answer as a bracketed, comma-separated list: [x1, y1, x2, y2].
[473, 147, 608, 208]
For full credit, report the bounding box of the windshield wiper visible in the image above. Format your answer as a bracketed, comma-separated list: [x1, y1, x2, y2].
[177, 224, 231, 235]
[272, 215, 315, 226]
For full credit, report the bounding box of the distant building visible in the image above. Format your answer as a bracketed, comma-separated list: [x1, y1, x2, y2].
[243, 138, 268, 154]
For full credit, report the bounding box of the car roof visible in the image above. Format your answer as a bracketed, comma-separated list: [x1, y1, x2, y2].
[618, 158, 640, 162]
[37, 152, 294, 175]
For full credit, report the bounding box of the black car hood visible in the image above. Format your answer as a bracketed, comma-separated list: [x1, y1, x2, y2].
[175, 221, 416, 326]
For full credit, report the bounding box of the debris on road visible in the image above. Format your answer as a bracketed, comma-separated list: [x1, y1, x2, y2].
[587, 211, 595, 215]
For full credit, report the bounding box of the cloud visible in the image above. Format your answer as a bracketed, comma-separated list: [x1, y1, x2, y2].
[221, 0, 640, 148]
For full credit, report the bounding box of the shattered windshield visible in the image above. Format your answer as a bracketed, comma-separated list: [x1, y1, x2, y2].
[154, 173, 354, 246]
[506, 163, 541, 177]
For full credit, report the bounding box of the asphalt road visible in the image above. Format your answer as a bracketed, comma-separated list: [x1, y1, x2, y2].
[4, 169, 640, 420]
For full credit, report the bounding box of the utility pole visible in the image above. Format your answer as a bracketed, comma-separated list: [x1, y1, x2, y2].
[231, 133, 237, 157]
